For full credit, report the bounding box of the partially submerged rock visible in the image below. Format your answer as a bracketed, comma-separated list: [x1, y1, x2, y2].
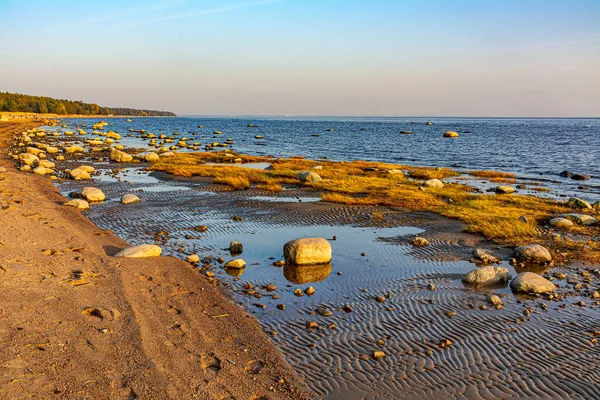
[121, 194, 140, 204]
[110, 148, 133, 163]
[81, 187, 106, 202]
[284, 237, 332, 266]
[115, 244, 162, 258]
[514, 244, 552, 263]
[444, 131, 459, 138]
[225, 259, 246, 269]
[510, 272, 555, 293]
[70, 167, 91, 180]
[462, 266, 511, 287]
[229, 241, 243, 253]
[471, 249, 501, 264]
[412, 237, 430, 246]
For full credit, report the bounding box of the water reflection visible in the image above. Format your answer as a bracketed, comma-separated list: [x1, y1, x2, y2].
[283, 263, 332, 284]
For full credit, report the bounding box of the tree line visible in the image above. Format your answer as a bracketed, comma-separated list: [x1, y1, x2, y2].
[0, 92, 176, 116]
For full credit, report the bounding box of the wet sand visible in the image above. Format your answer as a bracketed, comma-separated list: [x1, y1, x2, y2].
[0, 122, 314, 399]
[57, 165, 600, 399]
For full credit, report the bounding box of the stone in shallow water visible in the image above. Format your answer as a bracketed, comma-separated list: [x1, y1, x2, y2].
[229, 241, 243, 253]
[514, 244, 552, 263]
[224, 259, 246, 269]
[121, 194, 141, 204]
[115, 244, 162, 258]
[283, 237, 332, 266]
[510, 272, 555, 293]
[472, 249, 501, 264]
[82, 187, 106, 202]
[462, 266, 511, 287]
[70, 167, 91, 180]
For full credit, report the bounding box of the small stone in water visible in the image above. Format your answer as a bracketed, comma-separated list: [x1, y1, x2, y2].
[294, 289, 304, 297]
[276, 304, 286, 310]
[373, 351, 385, 359]
[305, 286, 315, 295]
[427, 283, 435, 291]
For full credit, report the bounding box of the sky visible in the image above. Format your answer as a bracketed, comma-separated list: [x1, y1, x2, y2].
[0, 0, 599, 117]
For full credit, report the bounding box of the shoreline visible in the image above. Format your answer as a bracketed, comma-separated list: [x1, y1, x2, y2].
[0, 121, 313, 398]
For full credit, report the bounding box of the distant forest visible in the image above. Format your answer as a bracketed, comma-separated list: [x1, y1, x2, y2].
[0, 92, 176, 116]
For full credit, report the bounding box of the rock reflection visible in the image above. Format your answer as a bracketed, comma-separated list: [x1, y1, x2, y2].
[283, 263, 332, 284]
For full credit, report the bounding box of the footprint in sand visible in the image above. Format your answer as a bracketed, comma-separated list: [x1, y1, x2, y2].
[244, 360, 264, 375]
[200, 353, 221, 380]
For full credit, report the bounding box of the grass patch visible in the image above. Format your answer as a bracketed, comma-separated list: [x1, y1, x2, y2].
[150, 151, 600, 264]
[469, 170, 516, 179]
[213, 176, 250, 190]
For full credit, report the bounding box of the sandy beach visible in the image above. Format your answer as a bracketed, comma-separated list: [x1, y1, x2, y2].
[2, 116, 600, 399]
[0, 121, 314, 399]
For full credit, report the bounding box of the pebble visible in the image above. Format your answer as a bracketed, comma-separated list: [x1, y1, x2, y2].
[276, 304, 286, 310]
[305, 286, 315, 295]
[372, 351, 385, 359]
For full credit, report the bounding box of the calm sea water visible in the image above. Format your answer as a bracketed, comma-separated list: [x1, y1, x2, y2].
[70, 116, 600, 196]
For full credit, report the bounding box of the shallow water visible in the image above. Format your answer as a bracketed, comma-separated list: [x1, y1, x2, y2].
[55, 165, 600, 399]
[55, 116, 600, 199]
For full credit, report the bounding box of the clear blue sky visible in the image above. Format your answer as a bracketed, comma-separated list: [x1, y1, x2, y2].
[1, 0, 598, 116]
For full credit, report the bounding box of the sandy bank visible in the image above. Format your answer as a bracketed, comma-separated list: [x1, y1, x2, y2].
[0, 121, 313, 398]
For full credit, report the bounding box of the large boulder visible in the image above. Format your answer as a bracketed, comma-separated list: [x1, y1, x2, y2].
[38, 160, 55, 169]
[283, 237, 332, 265]
[70, 167, 91, 180]
[224, 259, 246, 269]
[462, 266, 511, 286]
[110, 148, 133, 163]
[145, 152, 160, 162]
[424, 179, 444, 188]
[510, 272, 555, 293]
[81, 187, 106, 202]
[19, 153, 39, 166]
[106, 131, 122, 140]
[65, 145, 85, 154]
[514, 244, 551, 263]
[444, 131, 459, 138]
[115, 244, 162, 258]
[296, 171, 322, 183]
[121, 194, 140, 204]
[567, 198, 592, 210]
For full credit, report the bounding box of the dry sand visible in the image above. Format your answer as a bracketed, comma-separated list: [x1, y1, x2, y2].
[0, 121, 314, 399]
